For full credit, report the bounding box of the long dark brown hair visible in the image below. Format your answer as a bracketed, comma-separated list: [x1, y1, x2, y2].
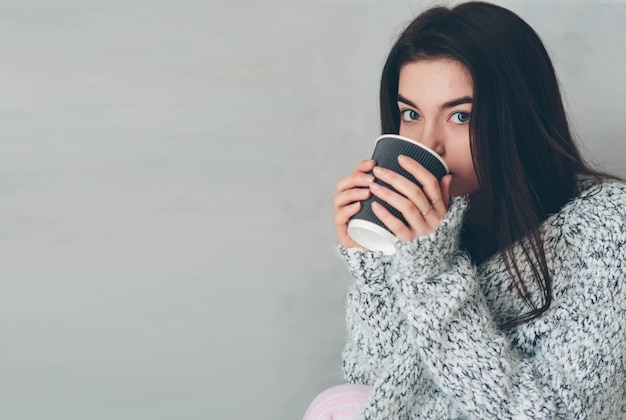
[380, 2, 607, 328]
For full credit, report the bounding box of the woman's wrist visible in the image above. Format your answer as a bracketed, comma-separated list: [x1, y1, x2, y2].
[391, 196, 468, 278]
[336, 244, 393, 287]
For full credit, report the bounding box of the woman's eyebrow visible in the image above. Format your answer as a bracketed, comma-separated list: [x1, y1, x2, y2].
[397, 94, 472, 109]
[441, 96, 472, 109]
[397, 94, 417, 108]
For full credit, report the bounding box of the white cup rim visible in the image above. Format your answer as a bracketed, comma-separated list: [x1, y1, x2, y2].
[347, 219, 397, 255]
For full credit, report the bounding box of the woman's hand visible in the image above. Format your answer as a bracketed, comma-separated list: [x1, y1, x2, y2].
[333, 160, 376, 248]
[369, 155, 452, 242]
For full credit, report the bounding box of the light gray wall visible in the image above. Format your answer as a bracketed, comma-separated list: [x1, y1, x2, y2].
[0, 1, 624, 419]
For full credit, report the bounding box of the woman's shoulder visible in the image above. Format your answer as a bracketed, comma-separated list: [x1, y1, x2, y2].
[550, 175, 626, 245]
[537, 176, 626, 324]
[561, 176, 626, 216]
[576, 175, 626, 201]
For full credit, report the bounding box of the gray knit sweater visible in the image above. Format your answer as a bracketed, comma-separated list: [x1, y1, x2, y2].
[338, 178, 626, 419]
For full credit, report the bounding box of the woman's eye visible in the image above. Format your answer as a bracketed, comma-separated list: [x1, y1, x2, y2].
[450, 111, 470, 124]
[401, 109, 420, 122]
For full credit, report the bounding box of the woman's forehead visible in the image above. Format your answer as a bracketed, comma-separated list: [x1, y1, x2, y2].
[398, 59, 473, 102]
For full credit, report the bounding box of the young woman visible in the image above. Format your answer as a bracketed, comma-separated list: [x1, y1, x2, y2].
[304, 2, 626, 419]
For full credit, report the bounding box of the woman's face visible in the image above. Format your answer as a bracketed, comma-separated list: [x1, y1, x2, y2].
[397, 58, 480, 197]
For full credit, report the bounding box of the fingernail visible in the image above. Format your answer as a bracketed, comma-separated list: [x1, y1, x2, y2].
[370, 182, 380, 191]
[373, 166, 385, 176]
[398, 155, 408, 163]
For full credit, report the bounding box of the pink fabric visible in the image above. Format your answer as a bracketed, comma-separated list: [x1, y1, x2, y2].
[303, 384, 371, 420]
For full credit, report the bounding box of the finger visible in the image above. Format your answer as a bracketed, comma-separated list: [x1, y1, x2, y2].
[423, 174, 453, 218]
[372, 166, 431, 214]
[420, 175, 452, 226]
[336, 162, 376, 192]
[370, 201, 414, 242]
[333, 187, 371, 211]
[334, 201, 361, 229]
[369, 181, 428, 232]
[397, 155, 444, 209]
[440, 175, 452, 208]
[334, 202, 362, 248]
[356, 159, 376, 172]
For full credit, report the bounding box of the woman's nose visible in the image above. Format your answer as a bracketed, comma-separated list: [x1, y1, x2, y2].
[419, 125, 445, 157]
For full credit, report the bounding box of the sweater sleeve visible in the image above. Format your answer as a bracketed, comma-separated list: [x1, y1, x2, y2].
[335, 245, 405, 385]
[388, 187, 626, 418]
[337, 198, 470, 409]
[338, 245, 456, 419]
[337, 197, 475, 419]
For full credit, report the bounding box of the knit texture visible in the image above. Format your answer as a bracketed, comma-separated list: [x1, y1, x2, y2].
[337, 178, 626, 419]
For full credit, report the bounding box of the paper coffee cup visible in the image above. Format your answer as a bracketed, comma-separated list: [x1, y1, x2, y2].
[347, 134, 449, 255]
